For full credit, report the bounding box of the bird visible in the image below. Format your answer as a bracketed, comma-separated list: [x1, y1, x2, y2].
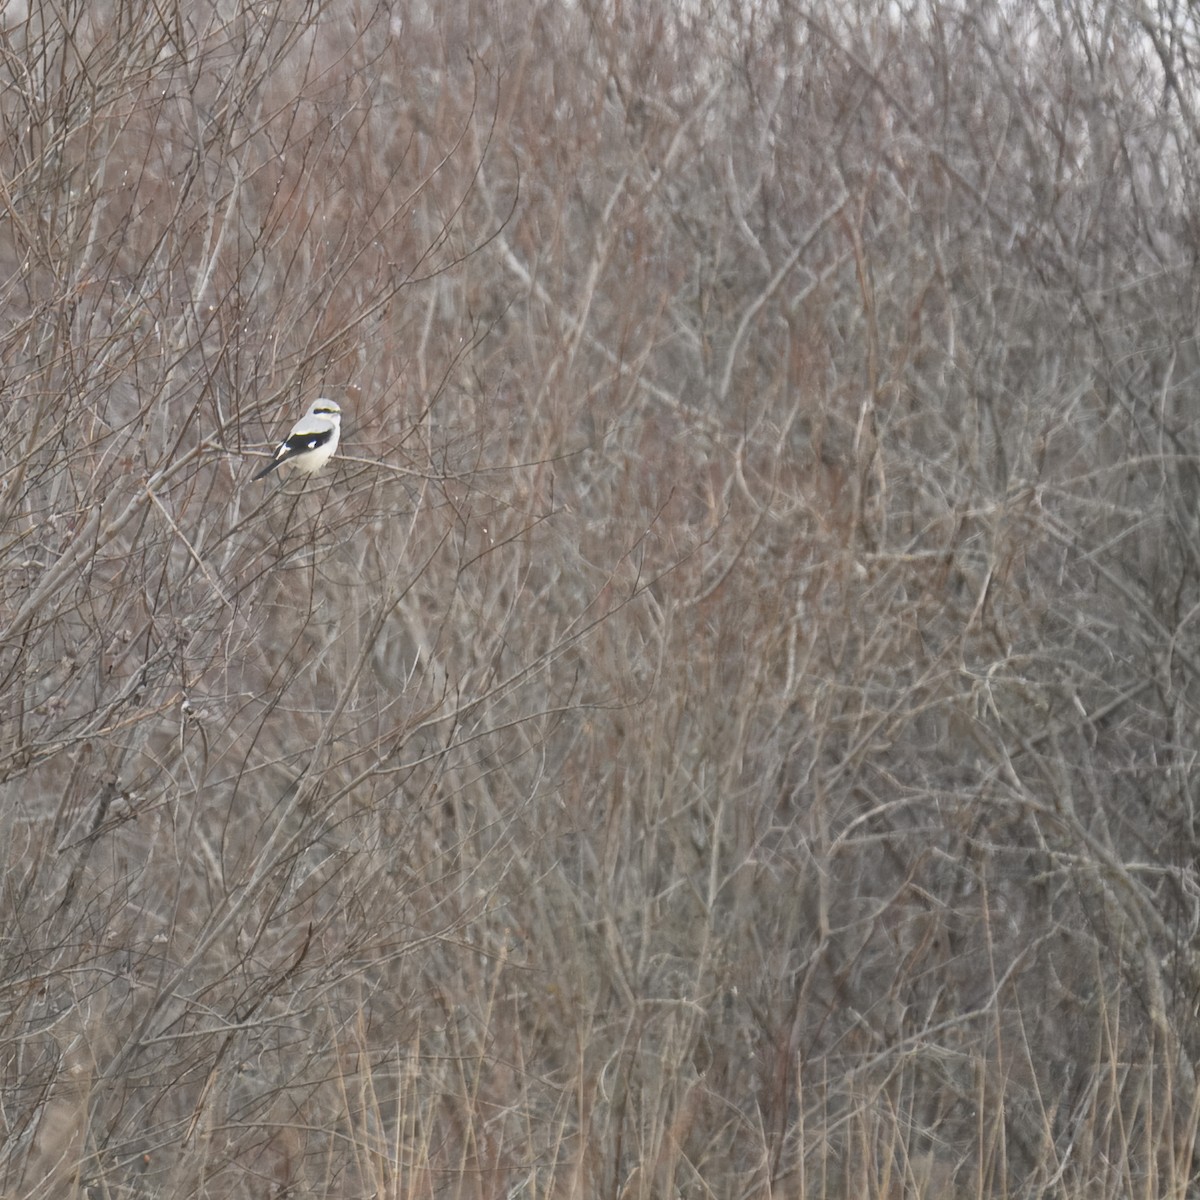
[253, 399, 342, 480]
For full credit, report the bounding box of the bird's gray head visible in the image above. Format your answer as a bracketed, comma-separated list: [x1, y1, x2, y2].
[310, 398, 341, 418]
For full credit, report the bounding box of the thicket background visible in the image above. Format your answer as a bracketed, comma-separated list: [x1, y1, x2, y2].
[3, 1, 1200, 1196]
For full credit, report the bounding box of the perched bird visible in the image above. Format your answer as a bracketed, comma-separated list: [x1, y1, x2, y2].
[253, 399, 342, 480]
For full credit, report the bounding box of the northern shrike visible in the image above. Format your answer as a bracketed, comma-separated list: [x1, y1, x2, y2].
[253, 399, 342, 480]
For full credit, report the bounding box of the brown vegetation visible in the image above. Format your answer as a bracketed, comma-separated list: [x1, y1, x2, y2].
[3, 1, 1200, 1196]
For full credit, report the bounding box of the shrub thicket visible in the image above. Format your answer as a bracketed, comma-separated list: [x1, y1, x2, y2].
[3, 2, 1200, 1196]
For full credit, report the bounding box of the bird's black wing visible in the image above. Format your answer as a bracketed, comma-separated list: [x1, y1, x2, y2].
[252, 427, 336, 480]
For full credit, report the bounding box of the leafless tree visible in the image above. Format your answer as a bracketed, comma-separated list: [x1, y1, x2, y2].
[4, 1, 1200, 1197]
